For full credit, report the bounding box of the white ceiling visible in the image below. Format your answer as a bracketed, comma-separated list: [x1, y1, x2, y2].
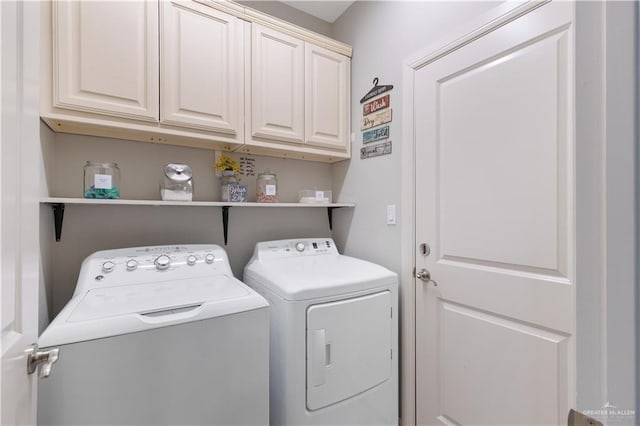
[281, 1, 355, 23]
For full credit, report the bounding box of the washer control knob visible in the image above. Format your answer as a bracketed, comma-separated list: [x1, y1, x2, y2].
[154, 255, 171, 270]
[187, 255, 197, 266]
[102, 261, 116, 273]
[295, 242, 305, 252]
[205, 254, 215, 264]
[126, 259, 138, 271]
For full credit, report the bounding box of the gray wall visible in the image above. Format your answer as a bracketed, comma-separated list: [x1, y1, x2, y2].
[236, 1, 333, 36]
[603, 0, 637, 421]
[575, 1, 638, 422]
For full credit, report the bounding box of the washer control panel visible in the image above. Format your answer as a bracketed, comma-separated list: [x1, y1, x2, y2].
[75, 244, 231, 295]
[254, 238, 339, 261]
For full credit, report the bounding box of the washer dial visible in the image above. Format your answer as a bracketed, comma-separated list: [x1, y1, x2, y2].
[154, 255, 171, 270]
[187, 255, 197, 266]
[102, 261, 116, 273]
[126, 259, 138, 271]
[295, 242, 305, 252]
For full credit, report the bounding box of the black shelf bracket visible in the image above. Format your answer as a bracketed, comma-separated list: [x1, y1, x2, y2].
[52, 203, 65, 242]
[327, 207, 337, 230]
[222, 206, 230, 245]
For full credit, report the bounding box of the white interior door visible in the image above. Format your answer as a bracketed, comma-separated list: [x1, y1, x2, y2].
[1, 1, 40, 424]
[414, 2, 575, 425]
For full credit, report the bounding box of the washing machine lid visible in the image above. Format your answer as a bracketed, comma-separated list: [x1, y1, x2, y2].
[38, 275, 268, 348]
[244, 255, 397, 301]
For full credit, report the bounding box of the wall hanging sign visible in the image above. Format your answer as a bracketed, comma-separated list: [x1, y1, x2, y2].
[361, 109, 392, 131]
[239, 156, 256, 177]
[363, 94, 390, 116]
[361, 141, 392, 159]
[360, 78, 394, 104]
[362, 125, 389, 144]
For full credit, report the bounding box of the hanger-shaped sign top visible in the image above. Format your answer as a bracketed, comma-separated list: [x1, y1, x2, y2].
[360, 78, 394, 104]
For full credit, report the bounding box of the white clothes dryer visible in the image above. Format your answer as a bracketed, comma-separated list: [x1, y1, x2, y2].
[38, 244, 269, 426]
[243, 238, 398, 426]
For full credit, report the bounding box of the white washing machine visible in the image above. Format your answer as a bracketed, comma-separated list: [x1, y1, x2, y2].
[243, 238, 398, 426]
[37, 244, 269, 426]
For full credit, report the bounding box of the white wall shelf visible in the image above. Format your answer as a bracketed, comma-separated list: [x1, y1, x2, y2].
[41, 197, 355, 244]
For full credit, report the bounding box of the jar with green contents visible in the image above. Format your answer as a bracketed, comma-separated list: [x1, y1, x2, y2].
[83, 161, 121, 199]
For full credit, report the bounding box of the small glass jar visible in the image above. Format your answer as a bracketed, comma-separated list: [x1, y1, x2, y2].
[256, 171, 277, 203]
[161, 163, 193, 201]
[220, 170, 238, 202]
[83, 161, 120, 199]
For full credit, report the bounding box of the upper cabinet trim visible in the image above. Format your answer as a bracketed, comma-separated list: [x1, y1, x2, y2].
[193, 0, 353, 58]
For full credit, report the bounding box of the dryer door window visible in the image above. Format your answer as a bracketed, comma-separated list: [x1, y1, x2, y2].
[306, 291, 392, 410]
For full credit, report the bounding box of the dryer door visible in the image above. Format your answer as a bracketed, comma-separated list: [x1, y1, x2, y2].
[306, 291, 392, 410]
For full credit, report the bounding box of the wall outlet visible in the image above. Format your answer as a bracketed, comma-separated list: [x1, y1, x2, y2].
[387, 204, 396, 225]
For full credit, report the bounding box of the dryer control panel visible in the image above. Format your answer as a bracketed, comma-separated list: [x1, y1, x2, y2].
[253, 238, 339, 261]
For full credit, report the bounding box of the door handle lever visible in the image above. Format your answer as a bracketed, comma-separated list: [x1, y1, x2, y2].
[26, 344, 59, 378]
[416, 268, 438, 286]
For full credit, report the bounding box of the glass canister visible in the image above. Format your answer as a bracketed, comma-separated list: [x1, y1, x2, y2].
[220, 170, 238, 202]
[83, 161, 120, 199]
[256, 171, 277, 203]
[161, 163, 193, 201]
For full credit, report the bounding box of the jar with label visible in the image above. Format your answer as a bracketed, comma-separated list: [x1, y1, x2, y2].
[256, 171, 277, 203]
[83, 161, 120, 199]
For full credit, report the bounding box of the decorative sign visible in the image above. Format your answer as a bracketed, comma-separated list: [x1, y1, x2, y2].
[229, 184, 247, 202]
[361, 141, 392, 159]
[360, 78, 394, 104]
[363, 94, 390, 116]
[362, 125, 389, 144]
[361, 109, 392, 131]
[239, 156, 256, 177]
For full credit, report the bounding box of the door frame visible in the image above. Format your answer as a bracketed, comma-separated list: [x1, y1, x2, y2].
[398, 0, 635, 423]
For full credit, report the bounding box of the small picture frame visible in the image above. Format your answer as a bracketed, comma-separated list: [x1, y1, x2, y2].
[229, 184, 247, 202]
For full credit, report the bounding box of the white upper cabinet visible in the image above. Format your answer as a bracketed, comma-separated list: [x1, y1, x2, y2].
[161, 1, 243, 137]
[53, 0, 159, 122]
[251, 24, 305, 144]
[248, 24, 350, 158]
[44, 1, 352, 162]
[305, 44, 350, 150]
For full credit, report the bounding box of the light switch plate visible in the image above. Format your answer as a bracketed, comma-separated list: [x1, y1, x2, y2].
[387, 205, 396, 225]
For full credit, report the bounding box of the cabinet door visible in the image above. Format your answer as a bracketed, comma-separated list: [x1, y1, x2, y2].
[251, 24, 305, 144]
[53, 1, 159, 122]
[161, 1, 243, 135]
[305, 44, 350, 150]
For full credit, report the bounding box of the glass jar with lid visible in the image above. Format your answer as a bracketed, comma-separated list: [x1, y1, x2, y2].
[256, 171, 277, 203]
[161, 163, 193, 201]
[220, 170, 238, 202]
[83, 161, 120, 199]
